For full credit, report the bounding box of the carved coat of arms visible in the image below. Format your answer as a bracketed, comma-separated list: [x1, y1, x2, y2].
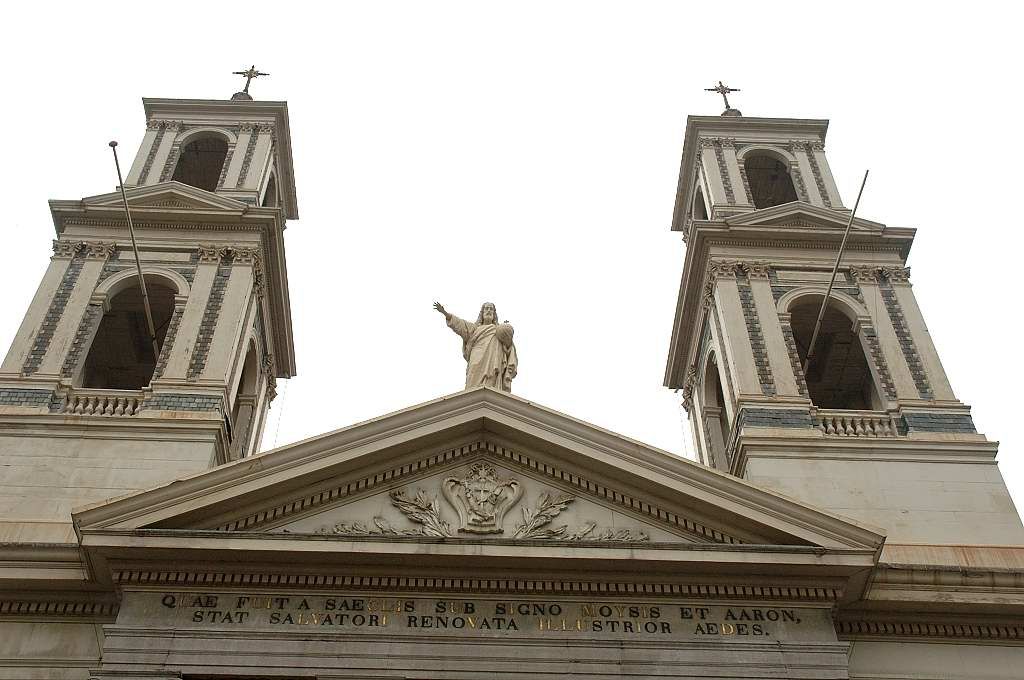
[442, 463, 522, 534]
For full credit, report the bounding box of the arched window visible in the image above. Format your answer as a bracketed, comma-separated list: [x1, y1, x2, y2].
[171, 136, 228, 191]
[82, 278, 176, 390]
[789, 298, 882, 410]
[744, 153, 798, 209]
[701, 354, 731, 470]
[692, 185, 708, 220]
[261, 174, 279, 208]
[230, 342, 260, 458]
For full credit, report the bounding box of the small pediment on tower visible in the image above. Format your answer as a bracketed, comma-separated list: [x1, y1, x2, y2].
[724, 202, 885, 233]
[80, 181, 249, 213]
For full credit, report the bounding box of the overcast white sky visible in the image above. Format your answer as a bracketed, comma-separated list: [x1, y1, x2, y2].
[2, 1, 1022, 512]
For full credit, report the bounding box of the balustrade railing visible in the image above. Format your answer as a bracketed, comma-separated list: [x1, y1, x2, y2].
[815, 409, 900, 437]
[56, 388, 144, 416]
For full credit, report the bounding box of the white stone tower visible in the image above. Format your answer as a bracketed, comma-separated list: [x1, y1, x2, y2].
[664, 110, 1023, 545]
[0, 95, 298, 543]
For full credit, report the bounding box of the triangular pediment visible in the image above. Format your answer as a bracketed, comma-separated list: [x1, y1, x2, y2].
[725, 201, 885, 232]
[74, 388, 884, 557]
[81, 181, 248, 212]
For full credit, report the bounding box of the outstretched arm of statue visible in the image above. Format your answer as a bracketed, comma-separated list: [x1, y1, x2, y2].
[435, 302, 472, 341]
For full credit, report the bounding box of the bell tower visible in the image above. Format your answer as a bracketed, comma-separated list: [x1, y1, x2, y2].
[0, 87, 298, 544]
[664, 101, 1023, 545]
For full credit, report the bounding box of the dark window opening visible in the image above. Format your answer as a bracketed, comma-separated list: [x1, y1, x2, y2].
[172, 136, 228, 192]
[744, 153, 798, 209]
[692, 185, 708, 220]
[82, 280, 176, 390]
[231, 344, 260, 457]
[262, 175, 279, 207]
[790, 300, 881, 410]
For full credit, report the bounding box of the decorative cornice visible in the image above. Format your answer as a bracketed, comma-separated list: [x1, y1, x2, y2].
[239, 122, 256, 133]
[60, 217, 267, 233]
[836, 616, 1024, 642]
[111, 569, 841, 602]
[0, 599, 118, 619]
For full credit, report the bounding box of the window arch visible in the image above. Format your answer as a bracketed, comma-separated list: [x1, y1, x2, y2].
[81, 275, 177, 390]
[692, 184, 708, 220]
[171, 134, 228, 191]
[743, 152, 798, 209]
[788, 296, 883, 410]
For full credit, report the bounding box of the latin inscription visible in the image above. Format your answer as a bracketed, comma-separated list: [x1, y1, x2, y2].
[149, 593, 814, 640]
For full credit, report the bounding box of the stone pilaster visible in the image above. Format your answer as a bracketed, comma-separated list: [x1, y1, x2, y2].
[707, 261, 762, 399]
[31, 242, 116, 378]
[850, 265, 918, 401]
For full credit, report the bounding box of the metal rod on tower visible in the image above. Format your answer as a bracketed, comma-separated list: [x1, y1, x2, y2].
[109, 141, 161, 363]
[801, 169, 870, 377]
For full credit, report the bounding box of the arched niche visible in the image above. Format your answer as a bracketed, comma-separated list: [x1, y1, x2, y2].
[785, 293, 884, 410]
[171, 132, 230, 192]
[81, 273, 179, 390]
[230, 339, 261, 458]
[692, 183, 708, 220]
[740, 148, 799, 209]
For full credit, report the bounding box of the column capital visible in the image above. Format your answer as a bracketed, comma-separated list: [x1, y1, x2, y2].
[849, 264, 882, 283]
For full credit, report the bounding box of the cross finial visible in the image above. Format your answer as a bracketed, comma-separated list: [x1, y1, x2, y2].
[231, 65, 269, 100]
[705, 81, 742, 116]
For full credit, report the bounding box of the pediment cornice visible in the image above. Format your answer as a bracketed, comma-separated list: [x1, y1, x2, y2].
[73, 388, 885, 554]
[722, 201, 886, 232]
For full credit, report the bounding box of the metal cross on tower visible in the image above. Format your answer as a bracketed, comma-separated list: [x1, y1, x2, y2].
[231, 65, 269, 99]
[705, 81, 741, 116]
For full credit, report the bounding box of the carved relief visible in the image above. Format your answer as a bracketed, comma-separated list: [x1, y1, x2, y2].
[703, 260, 771, 307]
[880, 266, 911, 283]
[231, 247, 260, 265]
[442, 463, 522, 534]
[313, 462, 651, 542]
[197, 245, 226, 263]
[51, 240, 85, 259]
[681, 365, 698, 413]
[83, 242, 117, 260]
[849, 264, 881, 284]
[739, 261, 771, 279]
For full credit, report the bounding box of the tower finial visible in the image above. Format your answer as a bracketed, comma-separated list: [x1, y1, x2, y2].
[704, 81, 742, 117]
[231, 65, 269, 101]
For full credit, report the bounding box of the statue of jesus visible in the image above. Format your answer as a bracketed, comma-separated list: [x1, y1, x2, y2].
[433, 301, 518, 392]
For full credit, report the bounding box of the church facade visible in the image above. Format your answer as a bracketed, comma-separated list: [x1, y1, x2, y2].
[0, 88, 1021, 679]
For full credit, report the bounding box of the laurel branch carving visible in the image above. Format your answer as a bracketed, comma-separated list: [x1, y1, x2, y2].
[316, 465, 650, 542]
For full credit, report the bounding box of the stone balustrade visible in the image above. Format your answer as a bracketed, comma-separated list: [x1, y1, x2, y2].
[56, 388, 144, 416]
[815, 409, 900, 437]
